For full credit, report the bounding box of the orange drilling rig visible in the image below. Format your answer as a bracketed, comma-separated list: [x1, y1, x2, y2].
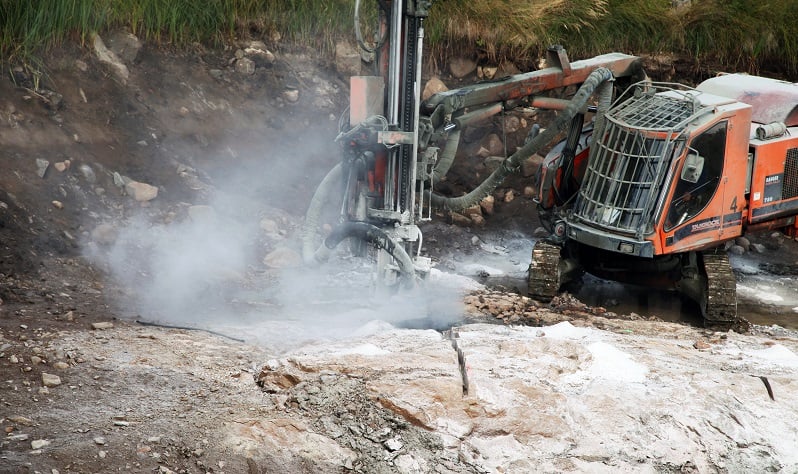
[303, 0, 798, 328]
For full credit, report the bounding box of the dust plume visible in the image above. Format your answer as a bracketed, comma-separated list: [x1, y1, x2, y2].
[85, 133, 472, 352]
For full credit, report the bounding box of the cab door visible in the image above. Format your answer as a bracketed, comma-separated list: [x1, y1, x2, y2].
[661, 117, 746, 253]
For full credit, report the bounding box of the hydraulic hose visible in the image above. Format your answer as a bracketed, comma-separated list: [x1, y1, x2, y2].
[301, 162, 343, 264]
[593, 79, 613, 138]
[301, 164, 416, 288]
[354, 0, 388, 54]
[432, 129, 461, 183]
[426, 67, 615, 212]
[320, 221, 416, 287]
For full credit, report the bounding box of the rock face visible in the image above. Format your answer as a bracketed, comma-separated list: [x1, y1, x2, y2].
[257, 322, 798, 473]
[227, 418, 358, 472]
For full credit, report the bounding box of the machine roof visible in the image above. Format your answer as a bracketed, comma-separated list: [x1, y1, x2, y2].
[696, 73, 798, 126]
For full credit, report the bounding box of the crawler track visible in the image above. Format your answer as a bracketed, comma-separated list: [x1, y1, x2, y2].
[528, 240, 562, 301]
[702, 250, 740, 328]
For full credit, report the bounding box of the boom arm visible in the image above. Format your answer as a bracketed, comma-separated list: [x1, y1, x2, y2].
[304, 0, 646, 288]
[422, 47, 645, 130]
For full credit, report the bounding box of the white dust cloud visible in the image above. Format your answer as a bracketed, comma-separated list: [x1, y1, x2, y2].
[85, 133, 471, 352]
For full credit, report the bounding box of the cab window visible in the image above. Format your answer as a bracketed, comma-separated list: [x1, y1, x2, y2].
[665, 121, 727, 230]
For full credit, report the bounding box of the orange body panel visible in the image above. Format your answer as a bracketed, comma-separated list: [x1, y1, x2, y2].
[655, 102, 752, 255]
[747, 133, 798, 224]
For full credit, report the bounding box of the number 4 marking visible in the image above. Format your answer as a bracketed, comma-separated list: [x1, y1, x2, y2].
[729, 196, 737, 211]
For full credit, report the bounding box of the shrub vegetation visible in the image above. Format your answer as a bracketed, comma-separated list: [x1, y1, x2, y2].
[1, 0, 797, 77]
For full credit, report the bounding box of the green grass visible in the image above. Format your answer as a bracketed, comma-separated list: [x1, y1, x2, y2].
[0, 0, 369, 61]
[1, 0, 798, 77]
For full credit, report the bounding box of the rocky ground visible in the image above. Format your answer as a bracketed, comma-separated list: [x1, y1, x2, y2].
[2, 31, 798, 473]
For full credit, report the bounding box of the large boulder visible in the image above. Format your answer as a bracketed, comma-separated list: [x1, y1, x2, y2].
[422, 76, 448, 101]
[449, 57, 477, 79]
[106, 30, 142, 64]
[92, 34, 129, 83]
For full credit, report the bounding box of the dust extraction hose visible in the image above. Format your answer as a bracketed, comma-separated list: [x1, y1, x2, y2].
[301, 162, 343, 264]
[426, 67, 615, 212]
[321, 221, 416, 287]
[300, 164, 416, 286]
[432, 129, 461, 184]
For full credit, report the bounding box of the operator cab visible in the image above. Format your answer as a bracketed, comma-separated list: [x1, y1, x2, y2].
[566, 84, 751, 258]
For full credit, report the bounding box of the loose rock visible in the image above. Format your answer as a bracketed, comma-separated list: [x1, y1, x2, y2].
[384, 437, 403, 452]
[9, 415, 33, 425]
[481, 134, 504, 157]
[735, 236, 751, 251]
[106, 29, 142, 64]
[31, 439, 50, 450]
[503, 115, 521, 133]
[751, 243, 767, 253]
[422, 77, 448, 101]
[36, 159, 50, 178]
[480, 195, 495, 215]
[188, 205, 216, 222]
[522, 154, 545, 177]
[463, 205, 482, 218]
[283, 88, 300, 103]
[263, 248, 301, 268]
[41, 373, 62, 387]
[79, 164, 97, 183]
[125, 181, 159, 202]
[450, 212, 472, 226]
[449, 57, 477, 78]
[91, 224, 118, 245]
[235, 58, 256, 75]
[693, 340, 711, 350]
[728, 244, 746, 255]
[259, 218, 279, 233]
[92, 33, 129, 83]
[481, 66, 498, 80]
[244, 44, 275, 67]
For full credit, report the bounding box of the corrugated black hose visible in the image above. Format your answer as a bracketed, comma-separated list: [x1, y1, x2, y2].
[425, 67, 615, 212]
